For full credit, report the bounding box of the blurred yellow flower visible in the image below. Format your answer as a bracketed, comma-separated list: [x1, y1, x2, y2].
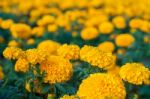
[98, 41, 115, 52]
[31, 26, 45, 37]
[60, 95, 78, 99]
[10, 23, 32, 39]
[0, 66, 4, 80]
[38, 40, 60, 55]
[8, 40, 20, 47]
[112, 16, 126, 29]
[99, 21, 114, 34]
[47, 24, 58, 32]
[115, 34, 135, 47]
[0, 19, 14, 29]
[81, 27, 99, 40]
[27, 38, 35, 45]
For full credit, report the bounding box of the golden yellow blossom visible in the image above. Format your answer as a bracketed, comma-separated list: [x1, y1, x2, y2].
[81, 27, 99, 40]
[99, 21, 114, 34]
[98, 41, 115, 52]
[77, 73, 126, 99]
[112, 16, 126, 29]
[10, 23, 32, 39]
[3, 47, 24, 60]
[115, 34, 135, 47]
[47, 24, 58, 32]
[38, 40, 60, 55]
[27, 39, 35, 45]
[80, 45, 115, 69]
[57, 44, 80, 60]
[129, 18, 143, 29]
[25, 49, 47, 65]
[8, 40, 20, 47]
[119, 63, 150, 85]
[0, 19, 14, 29]
[37, 15, 55, 26]
[40, 55, 73, 84]
[15, 58, 29, 72]
[31, 27, 45, 37]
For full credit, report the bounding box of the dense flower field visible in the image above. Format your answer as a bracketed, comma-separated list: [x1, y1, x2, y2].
[0, 0, 150, 99]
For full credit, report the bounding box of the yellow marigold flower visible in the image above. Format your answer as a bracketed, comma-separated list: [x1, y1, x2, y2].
[0, 66, 4, 80]
[31, 26, 45, 37]
[81, 27, 99, 40]
[8, 40, 20, 47]
[10, 23, 32, 39]
[112, 16, 126, 29]
[98, 41, 115, 52]
[38, 40, 60, 55]
[40, 55, 73, 84]
[25, 49, 47, 65]
[119, 63, 150, 85]
[15, 58, 29, 72]
[99, 21, 114, 34]
[60, 95, 79, 99]
[27, 39, 35, 45]
[129, 18, 143, 29]
[0, 19, 14, 29]
[47, 24, 58, 32]
[77, 73, 126, 99]
[57, 44, 80, 60]
[80, 45, 115, 69]
[140, 20, 149, 33]
[3, 47, 24, 60]
[115, 34, 135, 47]
[37, 15, 55, 26]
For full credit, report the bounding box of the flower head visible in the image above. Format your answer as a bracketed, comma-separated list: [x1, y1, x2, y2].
[40, 55, 73, 84]
[15, 58, 29, 72]
[98, 41, 115, 52]
[57, 44, 80, 60]
[3, 47, 25, 60]
[115, 34, 135, 47]
[77, 73, 126, 99]
[38, 40, 60, 55]
[119, 63, 150, 85]
[80, 45, 115, 69]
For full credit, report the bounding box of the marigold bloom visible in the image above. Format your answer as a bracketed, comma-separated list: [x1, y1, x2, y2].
[38, 40, 60, 55]
[10, 23, 32, 39]
[112, 16, 126, 29]
[99, 21, 114, 34]
[98, 41, 115, 52]
[0, 19, 14, 29]
[60, 95, 78, 99]
[47, 24, 58, 32]
[37, 15, 55, 26]
[3, 47, 24, 60]
[129, 18, 143, 29]
[15, 58, 29, 72]
[119, 63, 150, 85]
[57, 44, 80, 60]
[40, 56, 73, 84]
[31, 26, 45, 37]
[115, 34, 135, 47]
[27, 39, 35, 45]
[81, 27, 99, 40]
[25, 49, 47, 65]
[80, 45, 115, 69]
[8, 40, 20, 47]
[77, 73, 126, 99]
